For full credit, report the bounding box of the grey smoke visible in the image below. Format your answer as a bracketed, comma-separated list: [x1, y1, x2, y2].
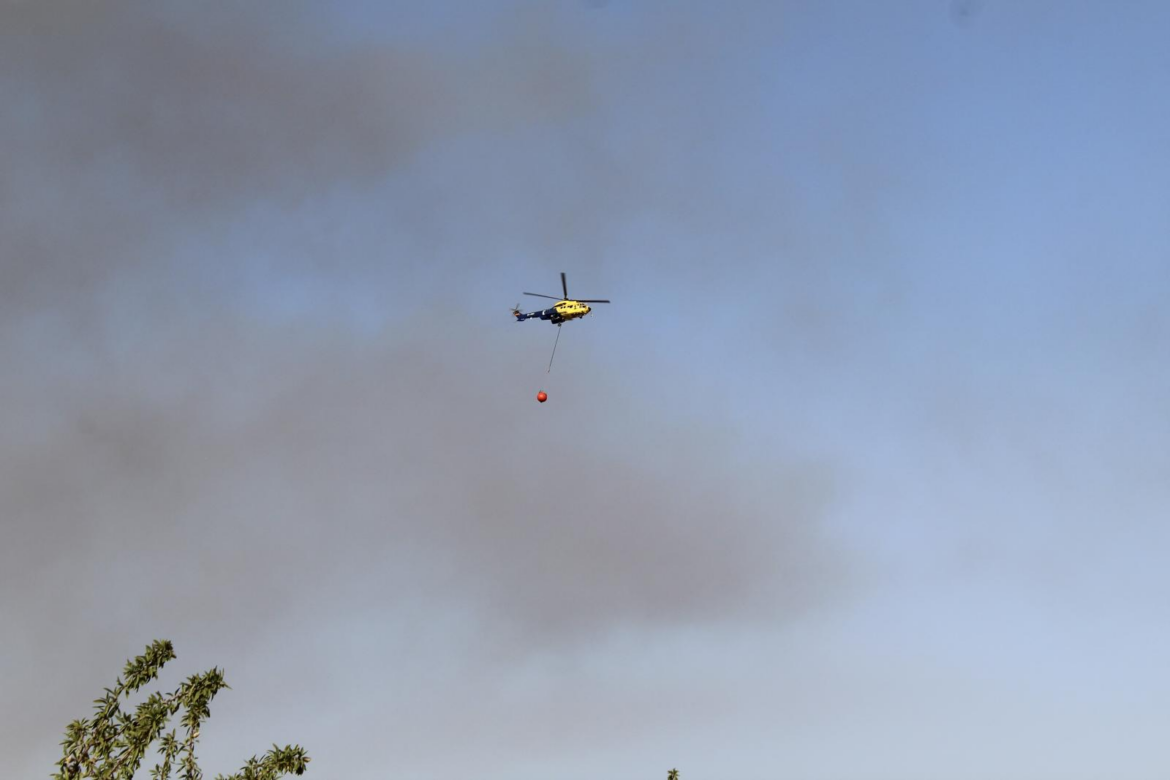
[2, 4, 852, 777]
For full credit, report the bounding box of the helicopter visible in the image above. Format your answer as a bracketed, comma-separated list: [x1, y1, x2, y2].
[511, 272, 610, 326]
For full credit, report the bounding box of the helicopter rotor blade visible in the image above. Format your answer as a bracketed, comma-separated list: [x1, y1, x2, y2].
[523, 292, 561, 300]
[561, 272, 568, 300]
[575, 299, 610, 303]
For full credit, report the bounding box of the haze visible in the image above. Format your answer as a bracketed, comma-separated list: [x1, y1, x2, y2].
[3, 3, 1169, 779]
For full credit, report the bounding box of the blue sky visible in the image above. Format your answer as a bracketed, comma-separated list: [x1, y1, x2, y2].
[3, 2, 1169, 778]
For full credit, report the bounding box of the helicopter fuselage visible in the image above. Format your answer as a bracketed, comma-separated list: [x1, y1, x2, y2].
[514, 299, 592, 325]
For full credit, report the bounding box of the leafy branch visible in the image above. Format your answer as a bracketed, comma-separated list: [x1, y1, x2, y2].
[55, 640, 309, 780]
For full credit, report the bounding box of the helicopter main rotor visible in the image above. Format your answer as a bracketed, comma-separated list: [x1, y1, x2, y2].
[523, 272, 610, 303]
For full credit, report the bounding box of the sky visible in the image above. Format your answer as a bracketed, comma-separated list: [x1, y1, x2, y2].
[3, 1, 1169, 778]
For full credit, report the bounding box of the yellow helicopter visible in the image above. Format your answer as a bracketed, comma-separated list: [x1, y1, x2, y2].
[511, 272, 610, 325]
